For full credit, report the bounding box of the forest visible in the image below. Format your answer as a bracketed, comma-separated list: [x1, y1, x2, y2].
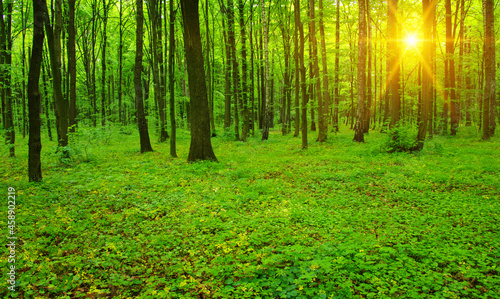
[0, 0, 499, 297]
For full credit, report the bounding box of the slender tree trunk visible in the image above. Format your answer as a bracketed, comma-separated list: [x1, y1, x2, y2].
[134, 0, 153, 153]
[250, 2, 255, 136]
[293, 0, 300, 137]
[181, 0, 217, 161]
[261, 0, 270, 140]
[68, 0, 77, 133]
[41, 63, 53, 141]
[239, 0, 249, 141]
[43, 0, 68, 149]
[169, 0, 177, 157]
[223, 17, 231, 129]
[482, 0, 495, 139]
[206, 0, 216, 136]
[101, 0, 107, 126]
[333, 0, 340, 132]
[28, 0, 44, 182]
[118, 1, 123, 124]
[415, 0, 434, 150]
[353, 0, 366, 142]
[364, 0, 372, 134]
[446, 0, 458, 135]
[318, 0, 329, 141]
[1, 0, 14, 157]
[297, 0, 308, 148]
[388, 0, 400, 129]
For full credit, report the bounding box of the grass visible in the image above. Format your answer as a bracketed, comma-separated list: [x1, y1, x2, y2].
[0, 124, 499, 298]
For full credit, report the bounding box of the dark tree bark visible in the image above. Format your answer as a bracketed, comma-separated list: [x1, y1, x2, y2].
[318, 0, 329, 142]
[261, 0, 270, 140]
[43, 0, 68, 149]
[181, 0, 217, 161]
[28, 0, 45, 182]
[169, 0, 177, 157]
[68, 0, 77, 133]
[134, 0, 153, 153]
[482, 0, 495, 139]
[1, 0, 14, 157]
[388, 0, 400, 129]
[353, 0, 366, 142]
[415, 0, 435, 150]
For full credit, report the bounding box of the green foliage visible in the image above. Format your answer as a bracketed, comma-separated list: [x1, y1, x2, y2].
[383, 125, 418, 153]
[1, 128, 499, 298]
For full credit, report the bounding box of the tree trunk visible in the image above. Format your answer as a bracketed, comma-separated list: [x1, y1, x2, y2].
[169, 0, 177, 157]
[261, 0, 270, 140]
[1, 0, 14, 157]
[206, 0, 216, 136]
[333, 0, 340, 132]
[43, 0, 68, 149]
[28, 0, 45, 182]
[297, 0, 308, 149]
[364, 0, 372, 134]
[181, 0, 217, 161]
[415, 0, 434, 150]
[239, 0, 249, 141]
[68, 0, 77, 132]
[293, 0, 300, 137]
[388, 0, 400, 129]
[353, 0, 366, 142]
[134, 0, 153, 153]
[446, 0, 458, 135]
[101, 0, 107, 126]
[223, 16, 231, 129]
[482, 0, 495, 139]
[318, 0, 329, 142]
[118, 1, 123, 123]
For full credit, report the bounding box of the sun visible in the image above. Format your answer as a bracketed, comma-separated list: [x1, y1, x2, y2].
[405, 34, 418, 47]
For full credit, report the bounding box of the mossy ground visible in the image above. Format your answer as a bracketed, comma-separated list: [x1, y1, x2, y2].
[1, 125, 499, 298]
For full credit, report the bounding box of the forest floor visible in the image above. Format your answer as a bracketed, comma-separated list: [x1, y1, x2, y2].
[1, 125, 499, 298]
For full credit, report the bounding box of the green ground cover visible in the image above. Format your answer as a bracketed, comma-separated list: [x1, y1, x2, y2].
[1, 126, 499, 298]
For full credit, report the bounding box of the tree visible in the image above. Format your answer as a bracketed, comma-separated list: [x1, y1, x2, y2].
[482, 0, 495, 139]
[318, 0, 330, 141]
[28, 0, 45, 182]
[445, 0, 458, 135]
[261, 0, 270, 140]
[239, 0, 249, 141]
[134, 0, 154, 153]
[42, 0, 68, 149]
[388, 0, 400, 129]
[101, 0, 108, 126]
[296, 0, 308, 149]
[68, 0, 77, 133]
[181, 0, 217, 161]
[415, 0, 435, 150]
[333, 0, 340, 132]
[293, 0, 300, 137]
[169, 0, 177, 157]
[0, 0, 14, 157]
[353, 0, 366, 142]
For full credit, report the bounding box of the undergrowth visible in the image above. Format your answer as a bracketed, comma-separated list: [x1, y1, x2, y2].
[0, 125, 499, 298]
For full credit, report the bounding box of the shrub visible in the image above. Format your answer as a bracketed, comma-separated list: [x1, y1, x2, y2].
[383, 125, 417, 153]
